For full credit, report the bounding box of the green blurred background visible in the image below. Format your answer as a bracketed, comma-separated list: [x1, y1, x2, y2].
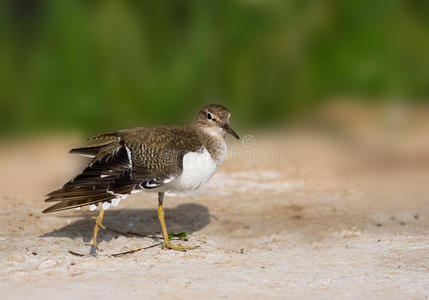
[1, 0, 428, 135]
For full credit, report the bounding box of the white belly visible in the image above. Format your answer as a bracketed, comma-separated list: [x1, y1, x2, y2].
[167, 147, 222, 192]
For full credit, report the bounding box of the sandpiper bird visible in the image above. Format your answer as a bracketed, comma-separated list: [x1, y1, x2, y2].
[43, 104, 239, 251]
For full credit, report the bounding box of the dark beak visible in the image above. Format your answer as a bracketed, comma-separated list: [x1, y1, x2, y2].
[222, 123, 240, 139]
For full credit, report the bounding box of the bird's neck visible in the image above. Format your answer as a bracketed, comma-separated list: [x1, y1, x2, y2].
[193, 125, 227, 166]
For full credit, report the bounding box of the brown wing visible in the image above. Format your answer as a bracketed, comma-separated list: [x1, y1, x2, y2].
[42, 126, 201, 213]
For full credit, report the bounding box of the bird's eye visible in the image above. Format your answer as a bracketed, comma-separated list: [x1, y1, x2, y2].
[207, 113, 212, 120]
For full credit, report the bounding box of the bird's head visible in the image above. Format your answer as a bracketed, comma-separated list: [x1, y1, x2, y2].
[194, 104, 239, 139]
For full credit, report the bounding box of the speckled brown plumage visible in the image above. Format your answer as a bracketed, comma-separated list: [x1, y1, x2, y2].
[43, 104, 239, 213]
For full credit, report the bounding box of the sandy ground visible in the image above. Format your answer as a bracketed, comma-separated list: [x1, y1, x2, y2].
[1, 104, 429, 299]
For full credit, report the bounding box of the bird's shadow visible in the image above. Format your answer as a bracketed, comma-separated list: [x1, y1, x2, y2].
[42, 203, 210, 250]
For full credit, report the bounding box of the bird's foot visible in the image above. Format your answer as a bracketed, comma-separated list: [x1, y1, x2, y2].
[162, 241, 198, 252]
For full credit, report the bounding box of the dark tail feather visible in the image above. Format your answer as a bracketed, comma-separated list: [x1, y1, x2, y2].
[69, 146, 102, 157]
[43, 184, 137, 213]
[42, 192, 116, 213]
[45, 187, 110, 202]
[69, 141, 116, 158]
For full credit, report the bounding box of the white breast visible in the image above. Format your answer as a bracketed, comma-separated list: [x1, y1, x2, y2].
[169, 147, 222, 192]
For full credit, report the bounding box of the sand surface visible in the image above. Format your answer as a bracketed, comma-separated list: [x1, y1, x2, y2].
[1, 104, 429, 299]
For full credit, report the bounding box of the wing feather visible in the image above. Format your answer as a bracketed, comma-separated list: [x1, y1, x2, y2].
[43, 134, 181, 213]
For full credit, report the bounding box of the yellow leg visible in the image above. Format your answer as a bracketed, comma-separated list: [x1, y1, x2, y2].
[157, 193, 198, 251]
[91, 207, 106, 249]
